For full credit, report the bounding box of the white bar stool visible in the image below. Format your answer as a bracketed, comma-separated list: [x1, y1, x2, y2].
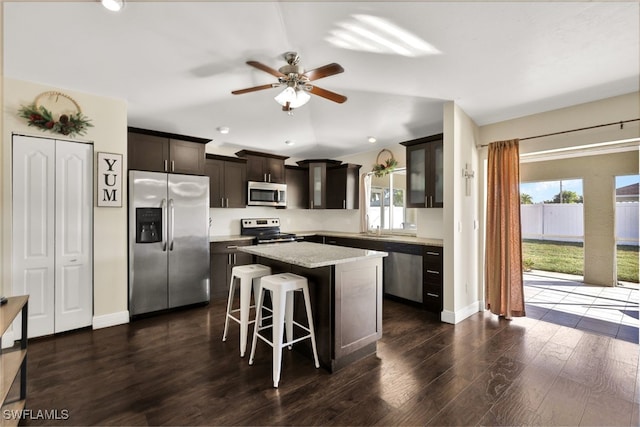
[222, 264, 272, 357]
[249, 273, 320, 388]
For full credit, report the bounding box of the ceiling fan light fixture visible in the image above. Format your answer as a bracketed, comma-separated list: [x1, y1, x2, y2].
[274, 87, 310, 109]
[100, 0, 124, 12]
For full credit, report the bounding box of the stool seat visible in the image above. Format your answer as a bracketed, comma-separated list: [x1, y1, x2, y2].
[222, 264, 272, 357]
[249, 273, 319, 388]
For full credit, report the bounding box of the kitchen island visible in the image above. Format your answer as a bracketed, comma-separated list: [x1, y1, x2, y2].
[239, 241, 387, 372]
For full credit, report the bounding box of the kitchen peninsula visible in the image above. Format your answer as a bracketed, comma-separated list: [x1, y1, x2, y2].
[239, 241, 387, 372]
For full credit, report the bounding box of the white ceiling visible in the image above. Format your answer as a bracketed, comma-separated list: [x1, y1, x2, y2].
[4, 1, 639, 159]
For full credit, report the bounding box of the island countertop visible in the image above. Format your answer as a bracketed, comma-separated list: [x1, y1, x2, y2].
[238, 241, 388, 269]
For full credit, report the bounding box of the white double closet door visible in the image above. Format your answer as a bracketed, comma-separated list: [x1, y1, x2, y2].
[12, 135, 93, 338]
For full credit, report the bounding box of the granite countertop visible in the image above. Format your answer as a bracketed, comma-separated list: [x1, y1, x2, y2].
[237, 241, 388, 269]
[292, 230, 444, 247]
[210, 231, 443, 246]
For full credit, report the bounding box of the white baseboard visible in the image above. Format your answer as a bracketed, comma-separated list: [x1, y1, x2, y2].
[92, 311, 129, 330]
[441, 300, 482, 324]
[1, 330, 15, 349]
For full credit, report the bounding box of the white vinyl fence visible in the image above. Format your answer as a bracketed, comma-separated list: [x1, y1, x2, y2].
[521, 202, 639, 246]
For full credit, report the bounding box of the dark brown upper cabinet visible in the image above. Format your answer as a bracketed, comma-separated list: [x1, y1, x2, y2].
[284, 165, 309, 209]
[296, 159, 360, 209]
[401, 133, 443, 208]
[128, 127, 209, 175]
[235, 150, 288, 184]
[326, 163, 361, 209]
[205, 154, 247, 208]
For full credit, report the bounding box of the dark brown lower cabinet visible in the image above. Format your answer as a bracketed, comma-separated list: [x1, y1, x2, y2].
[423, 246, 443, 312]
[209, 240, 254, 299]
[323, 235, 443, 313]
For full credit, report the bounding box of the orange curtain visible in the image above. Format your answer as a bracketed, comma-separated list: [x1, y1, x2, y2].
[485, 139, 525, 318]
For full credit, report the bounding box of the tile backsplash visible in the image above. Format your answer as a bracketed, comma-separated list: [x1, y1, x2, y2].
[209, 207, 360, 236]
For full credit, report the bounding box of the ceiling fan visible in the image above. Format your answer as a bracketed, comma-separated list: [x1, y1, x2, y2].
[231, 52, 347, 112]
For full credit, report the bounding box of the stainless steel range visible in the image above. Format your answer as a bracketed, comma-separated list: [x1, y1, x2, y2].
[240, 218, 297, 244]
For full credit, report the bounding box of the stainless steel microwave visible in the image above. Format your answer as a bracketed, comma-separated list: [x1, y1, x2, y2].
[247, 181, 287, 207]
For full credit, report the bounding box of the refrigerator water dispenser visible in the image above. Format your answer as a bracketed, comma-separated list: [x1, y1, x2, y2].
[136, 207, 162, 243]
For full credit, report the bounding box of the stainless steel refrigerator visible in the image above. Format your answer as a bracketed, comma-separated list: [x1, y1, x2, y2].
[128, 170, 210, 316]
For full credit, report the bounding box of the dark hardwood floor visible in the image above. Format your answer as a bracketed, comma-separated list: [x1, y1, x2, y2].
[20, 297, 639, 426]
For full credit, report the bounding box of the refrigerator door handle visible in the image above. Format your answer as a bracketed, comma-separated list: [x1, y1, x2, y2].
[169, 198, 175, 251]
[161, 198, 167, 252]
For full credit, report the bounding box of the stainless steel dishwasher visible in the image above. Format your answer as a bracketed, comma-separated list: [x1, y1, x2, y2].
[383, 252, 423, 302]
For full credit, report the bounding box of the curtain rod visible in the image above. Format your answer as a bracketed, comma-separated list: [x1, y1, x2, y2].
[479, 118, 640, 148]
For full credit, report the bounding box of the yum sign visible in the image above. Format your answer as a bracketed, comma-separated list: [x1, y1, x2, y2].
[97, 152, 122, 207]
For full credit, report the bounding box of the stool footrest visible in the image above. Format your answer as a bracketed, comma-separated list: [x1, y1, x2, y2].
[254, 319, 313, 348]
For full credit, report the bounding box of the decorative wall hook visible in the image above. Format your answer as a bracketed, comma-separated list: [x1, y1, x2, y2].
[463, 163, 475, 196]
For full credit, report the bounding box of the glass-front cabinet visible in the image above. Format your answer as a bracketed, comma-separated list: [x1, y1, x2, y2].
[401, 133, 443, 208]
[297, 159, 342, 209]
[311, 163, 325, 209]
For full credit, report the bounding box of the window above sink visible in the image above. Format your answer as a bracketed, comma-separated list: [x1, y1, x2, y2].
[365, 167, 417, 236]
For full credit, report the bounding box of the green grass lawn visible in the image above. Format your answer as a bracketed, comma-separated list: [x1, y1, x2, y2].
[522, 239, 639, 283]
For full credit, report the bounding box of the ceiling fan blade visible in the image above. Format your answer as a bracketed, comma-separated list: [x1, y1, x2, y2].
[304, 63, 344, 81]
[231, 83, 277, 95]
[309, 85, 347, 103]
[246, 60, 285, 78]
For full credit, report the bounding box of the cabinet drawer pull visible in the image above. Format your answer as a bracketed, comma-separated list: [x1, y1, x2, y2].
[426, 269, 440, 274]
[171, 160, 175, 172]
[227, 245, 238, 249]
[164, 160, 168, 172]
[343, 200, 346, 209]
[426, 251, 440, 256]
[268, 173, 271, 182]
[426, 292, 439, 298]
[328, 240, 336, 244]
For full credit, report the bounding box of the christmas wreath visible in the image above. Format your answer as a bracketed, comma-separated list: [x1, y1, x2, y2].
[372, 149, 398, 177]
[18, 91, 93, 137]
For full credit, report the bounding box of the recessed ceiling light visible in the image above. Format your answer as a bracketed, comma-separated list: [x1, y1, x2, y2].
[368, 136, 377, 143]
[217, 126, 230, 134]
[101, 0, 124, 12]
[285, 140, 295, 146]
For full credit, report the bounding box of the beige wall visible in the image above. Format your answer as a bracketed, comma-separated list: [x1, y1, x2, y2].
[442, 102, 481, 322]
[521, 151, 639, 285]
[2, 78, 129, 324]
[480, 92, 640, 287]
